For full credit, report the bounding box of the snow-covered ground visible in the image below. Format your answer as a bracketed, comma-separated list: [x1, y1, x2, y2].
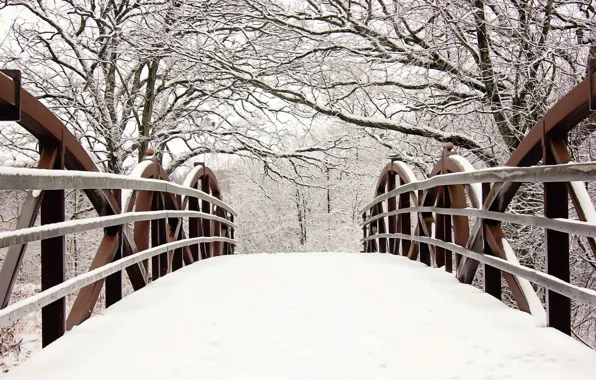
[4, 252, 596, 379]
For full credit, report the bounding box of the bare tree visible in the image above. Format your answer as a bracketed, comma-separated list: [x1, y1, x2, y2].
[0, 0, 342, 176]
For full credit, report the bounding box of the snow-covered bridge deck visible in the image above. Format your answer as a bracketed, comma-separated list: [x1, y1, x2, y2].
[5, 253, 596, 379]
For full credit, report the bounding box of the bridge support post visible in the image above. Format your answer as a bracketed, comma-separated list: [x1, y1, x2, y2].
[41, 143, 65, 347]
[543, 135, 571, 335]
[387, 170, 397, 254]
[230, 214, 235, 254]
[202, 176, 212, 259]
[399, 178, 411, 256]
[418, 190, 431, 266]
[482, 183, 501, 300]
[361, 213, 367, 252]
[106, 189, 123, 307]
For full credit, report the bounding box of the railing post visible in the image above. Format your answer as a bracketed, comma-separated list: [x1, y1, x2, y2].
[387, 166, 397, 254]
[172, 194, 184, 270]
[543, 129, 571, 335]
[230, 214, 235, 255]
[399, 179, 411, 256]
[151, 194, 162, 280]
[418, 189, 431, 266]
[41, 141, 65, 347]
[444, 144, 453, 272]
[213, 192, 222, 257]
[377, 186, 387, 253]
[482, 182, 501, 299]
[105, 189, 122, 307]
[362, 213, 367, 252]
[201, 175, 212, 259]
[189, 163, 201, 261]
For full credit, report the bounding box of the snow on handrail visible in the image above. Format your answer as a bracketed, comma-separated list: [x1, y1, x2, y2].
[361, 206, 596, 239]
[0, 236, 235, 329]
[359, 162, 596, 214]
[0, 210, 237, 249]
[0, 167, 238, 216]
[362, 233, 596, 308]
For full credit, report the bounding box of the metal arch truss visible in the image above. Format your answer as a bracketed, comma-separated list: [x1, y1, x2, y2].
[362, 64, 596, 335]
[0, 71, 237, 347]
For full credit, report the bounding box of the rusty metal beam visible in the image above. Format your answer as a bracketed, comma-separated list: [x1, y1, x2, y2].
[387, 171, 397, 254]
[201, 177, 211, 259]
[544, 141, 571, 335]
[105, 189, 122, 307]
[0, 146, 57, 308]
[41, 142, 65, 347]
[482, 183, 501, 300]
[0, 70, 20, 121]
[399, 177, 411, 256]
[66, 233, 119, 330]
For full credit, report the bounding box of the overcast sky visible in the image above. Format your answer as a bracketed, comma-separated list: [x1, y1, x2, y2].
[0, 6, 20, 43]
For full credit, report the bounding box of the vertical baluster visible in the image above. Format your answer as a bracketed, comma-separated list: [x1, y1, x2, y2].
[362, 213, 367, 252]
[230, 214, 235, 255]
[151, 194, 161, 280]
[435, 186, 446, 268]
[543, 132, 570, 334]
[172, 195, 183, 271]
[387, 170, 397, 254]
[418, 189, 431, 266]
[482, 182, 501, 299]
[106, 189, 122, 307]
[41, 142, 65, 347]
[157, 194, 168, 276]
[444, 189, 452, 273]
[377, 184, 387, 253]
[189, 192, 199, 261]
[399, 178, 411, 256]
[213, 196, 222, 257]
[201, 176, 212, 259]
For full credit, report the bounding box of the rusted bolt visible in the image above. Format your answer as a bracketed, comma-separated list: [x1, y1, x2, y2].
[446, 142, 454, 151]
[145, 148, 155, 157]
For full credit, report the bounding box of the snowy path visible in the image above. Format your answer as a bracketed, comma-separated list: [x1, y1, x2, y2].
[5, 252, 596, 379]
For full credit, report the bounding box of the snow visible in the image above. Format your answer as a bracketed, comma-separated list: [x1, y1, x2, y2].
[121, 159, 154, 212]
[3, 253, 596, 379]
[449, 155, 482, 206]
[570, 180, 596, 222]
[500, 238, 547, 326]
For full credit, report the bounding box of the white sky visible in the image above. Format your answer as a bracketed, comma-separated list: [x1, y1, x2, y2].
[0, 6, 19, 42]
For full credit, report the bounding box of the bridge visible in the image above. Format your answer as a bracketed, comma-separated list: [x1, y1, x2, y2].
[0, 66, 596, 378]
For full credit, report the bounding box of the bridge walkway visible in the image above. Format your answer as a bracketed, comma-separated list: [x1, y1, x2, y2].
[5, 253, 596, 380]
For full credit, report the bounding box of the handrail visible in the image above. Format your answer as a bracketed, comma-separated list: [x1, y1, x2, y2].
[0, 236, 235, 328]
[362, 206, 596, 239]
[362, 233, 596, 308]
[0, 167, 238, 216]
[0, 210, 236, 249]
[359, 162, 596, 214]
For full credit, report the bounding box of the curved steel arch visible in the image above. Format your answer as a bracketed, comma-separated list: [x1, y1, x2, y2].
[365, 161, 419, 254]
[183, 164, 233, 259]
